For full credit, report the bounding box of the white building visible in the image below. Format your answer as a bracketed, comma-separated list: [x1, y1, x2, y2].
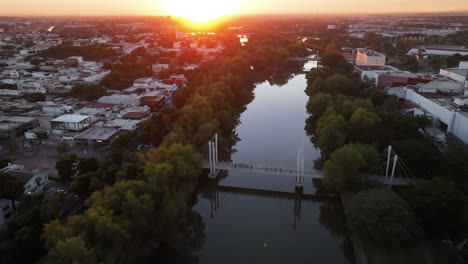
[401, 87, 468, 144]
[407, 45, 468, 56]
[68, 56, 84, 65]
[98, 94, 141, 105]
[439, 61, 468, 87]
[355, 48, 386, 66]
[51, 114, 92, 132]
[354, 65, 399, 84]
[0, 164, 49, 194]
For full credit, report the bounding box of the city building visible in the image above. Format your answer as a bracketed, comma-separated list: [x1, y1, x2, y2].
[0, 199, 16, 228]
[377, 72, 434, 88]
[439, 61, 468, 87]
[407, 45, 468, 56]
[355, 48, 386, 66]
[0, 116, 40, 139]
[354, 65, 399, 83]
[0, 164, 49, 194]
[74, 127, 120, 145]
[50, 114, 91, 132]
[392, 83, 468, 144]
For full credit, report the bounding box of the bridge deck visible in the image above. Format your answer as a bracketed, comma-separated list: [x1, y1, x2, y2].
[204, 161, 323, 178]
[203, 161, 414, 186]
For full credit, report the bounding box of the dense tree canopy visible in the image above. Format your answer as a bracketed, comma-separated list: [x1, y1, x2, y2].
[346, 189, 416, 244]
[55, 154, 78, 182]
[402, 178, 468, 235]
[323, 143, 378, 190]
[70, 84, 107, 100]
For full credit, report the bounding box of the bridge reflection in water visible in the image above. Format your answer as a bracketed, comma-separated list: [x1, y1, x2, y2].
[201, 168, 340, 230]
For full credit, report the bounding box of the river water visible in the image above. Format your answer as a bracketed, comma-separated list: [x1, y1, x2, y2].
[191, 72, 354, 264]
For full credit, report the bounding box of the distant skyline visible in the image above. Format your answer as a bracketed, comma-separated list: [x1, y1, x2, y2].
[0, 0, 467, 16]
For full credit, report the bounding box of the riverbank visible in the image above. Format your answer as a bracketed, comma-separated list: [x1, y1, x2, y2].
[188, 74, 353, 264]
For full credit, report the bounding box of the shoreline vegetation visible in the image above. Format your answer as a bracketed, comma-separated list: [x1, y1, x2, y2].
[304, 50, 468, 264]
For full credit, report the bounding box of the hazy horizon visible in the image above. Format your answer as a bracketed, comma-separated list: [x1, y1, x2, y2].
[1, 0, 467, 17]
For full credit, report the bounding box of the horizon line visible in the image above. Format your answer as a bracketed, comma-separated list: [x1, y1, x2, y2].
[1, 10, 468, 18]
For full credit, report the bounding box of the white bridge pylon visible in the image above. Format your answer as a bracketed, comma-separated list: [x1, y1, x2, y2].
[295, 144, 305, 191]
[208, 133, 219, 179]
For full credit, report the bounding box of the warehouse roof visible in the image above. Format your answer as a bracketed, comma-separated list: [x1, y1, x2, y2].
[51, 114, 90, 123]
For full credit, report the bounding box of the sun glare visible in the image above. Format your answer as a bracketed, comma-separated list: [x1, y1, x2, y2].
[163, 0, 240, 23]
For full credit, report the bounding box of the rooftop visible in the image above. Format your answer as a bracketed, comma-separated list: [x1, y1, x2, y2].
[417, 81, 464, 91]
[122, 112, 149, 120]
[357, 48, 385, 57]
[51, 114, 90, 123]
[354, 65, 397, 71]
[380, 71, 434, 79]
[74, 127, 119, 141]
[414, 45, 468, 51]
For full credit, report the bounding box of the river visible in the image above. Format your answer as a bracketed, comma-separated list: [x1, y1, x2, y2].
[190, 71, 354, 263]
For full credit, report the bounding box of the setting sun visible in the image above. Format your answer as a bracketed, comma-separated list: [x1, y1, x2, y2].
[162, 0, 240, 23]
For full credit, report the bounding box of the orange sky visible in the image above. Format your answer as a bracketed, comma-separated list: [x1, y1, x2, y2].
[0, 0, 466, 16]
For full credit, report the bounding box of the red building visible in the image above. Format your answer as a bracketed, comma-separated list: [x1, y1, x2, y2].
[140, 93, 166, 112]
[377, 72, 433, 88]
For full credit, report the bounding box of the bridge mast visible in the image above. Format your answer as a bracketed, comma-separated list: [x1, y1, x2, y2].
[295, 144, 304, 192]
[208, 141, 213, 175]
[208, 134, 219, 179]
[389, 155, 398, 188]
[215, 133, 218, 165]
[385, 145, 392, 180]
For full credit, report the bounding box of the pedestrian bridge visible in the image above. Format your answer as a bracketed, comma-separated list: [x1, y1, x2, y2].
[203, 134, 415, 191]
[202, 161, 414, 187]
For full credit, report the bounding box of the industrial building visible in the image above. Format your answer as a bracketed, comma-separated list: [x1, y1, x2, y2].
[392, 81, 468, 144]
[407, 45, 468, 56]
[377, 72, 434, 88]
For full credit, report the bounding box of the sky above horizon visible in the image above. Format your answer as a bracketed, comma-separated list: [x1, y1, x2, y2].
[0, 0, 466, 16]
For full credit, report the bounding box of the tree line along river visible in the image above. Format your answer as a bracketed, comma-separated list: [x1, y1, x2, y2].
[190, 70, 355, 264]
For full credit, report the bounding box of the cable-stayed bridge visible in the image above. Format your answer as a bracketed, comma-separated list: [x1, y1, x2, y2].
[201, 134, 415, 193]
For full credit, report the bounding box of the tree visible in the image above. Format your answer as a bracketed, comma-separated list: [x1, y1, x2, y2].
[320, 53, 353, 74]
[392, 138, 440, 178]
[55, 154, 78, 182]
[141, 143, 203, 186]
[1, 194, 62, 264]
[315, 108, 347, 158]
[0, 172, 24, 211]
[439, 148, 468, 193]
[349, 108, 381, 143]
[324, 74, 361, 97]
[77, 157, 100, 176]
[346, 189, 416, 244]
[323, 143, 378, 190]
[23, 93, 46, 102]
[306, 92, 333, 116]
[70, 84, 107, 101]
[74, 171, 103, 196]
[402, 178, 468, 235]
[0, 157, 11, 169]
[47, 237, 98, 264]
